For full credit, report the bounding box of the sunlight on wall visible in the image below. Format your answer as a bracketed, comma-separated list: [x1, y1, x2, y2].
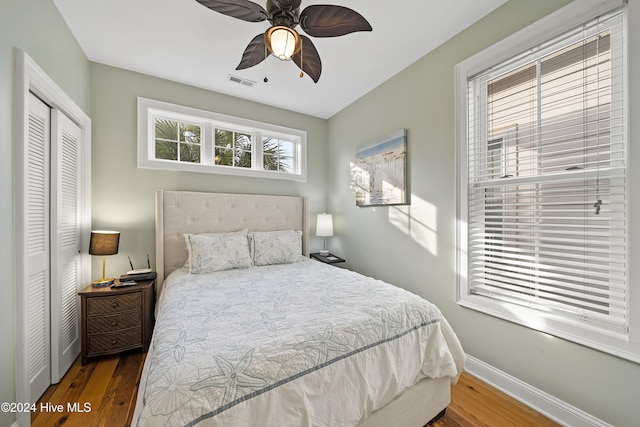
[388, 195, 438, 255]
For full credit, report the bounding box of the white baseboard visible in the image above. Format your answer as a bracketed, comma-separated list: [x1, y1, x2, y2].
[464, 355, 612, 427]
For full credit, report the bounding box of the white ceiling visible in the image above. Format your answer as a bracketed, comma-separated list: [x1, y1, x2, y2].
[53, 0, 506, 119]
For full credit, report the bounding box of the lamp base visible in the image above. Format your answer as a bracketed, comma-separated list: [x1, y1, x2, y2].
[319, 250, 330, 256]
[92, 278, 115, 287]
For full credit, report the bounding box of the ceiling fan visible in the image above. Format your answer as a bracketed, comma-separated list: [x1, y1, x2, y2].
[195, 0, 372, 83]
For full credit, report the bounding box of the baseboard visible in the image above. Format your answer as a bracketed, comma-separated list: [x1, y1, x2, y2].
[464, 355, 612, 427]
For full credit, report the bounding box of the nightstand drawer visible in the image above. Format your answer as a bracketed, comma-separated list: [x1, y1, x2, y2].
[87, 292, 141, 316]
[87, 311, 142, 334]
[87, 327, 143, 354]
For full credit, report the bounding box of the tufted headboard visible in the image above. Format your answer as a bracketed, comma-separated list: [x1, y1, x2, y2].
[155, 190, 309, 290]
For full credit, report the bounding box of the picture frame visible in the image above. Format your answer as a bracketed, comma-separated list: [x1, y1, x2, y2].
[352, 129, 409, 207]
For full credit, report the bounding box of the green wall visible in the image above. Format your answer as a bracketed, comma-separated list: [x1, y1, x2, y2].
[89, 63, 328, 277]
[0, 0, 91, 425]
[327, 1, 640, 426]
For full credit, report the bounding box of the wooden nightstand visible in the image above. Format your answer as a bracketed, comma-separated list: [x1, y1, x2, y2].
[78, 280, 155, 365]
[310, 252, 345, 264]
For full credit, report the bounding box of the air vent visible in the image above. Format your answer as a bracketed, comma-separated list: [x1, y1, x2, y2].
[227, 74, 256, 88]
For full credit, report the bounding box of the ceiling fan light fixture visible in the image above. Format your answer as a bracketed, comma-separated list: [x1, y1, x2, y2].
[265, 26, 300, 61]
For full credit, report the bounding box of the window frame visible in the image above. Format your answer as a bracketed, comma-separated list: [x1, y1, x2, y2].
[455, 0, 640, 363]
[138, 97, 307, 181]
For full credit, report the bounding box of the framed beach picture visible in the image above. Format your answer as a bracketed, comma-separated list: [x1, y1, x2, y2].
[352, 129, 408, 207]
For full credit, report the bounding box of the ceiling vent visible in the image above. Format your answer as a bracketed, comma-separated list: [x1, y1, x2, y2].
[227, 74, 256, 88]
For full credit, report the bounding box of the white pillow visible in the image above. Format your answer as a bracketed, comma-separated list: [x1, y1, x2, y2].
[184, 232, 252, 274]
[250, 230, 304, 266]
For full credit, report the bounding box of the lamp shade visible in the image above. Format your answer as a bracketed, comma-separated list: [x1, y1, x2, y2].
[315, 213, 334, 237]
[89, 231, 120, 256]
[265, 26, 299, 60]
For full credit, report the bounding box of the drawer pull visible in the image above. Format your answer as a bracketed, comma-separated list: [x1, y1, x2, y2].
[111, 320, 118, 327]
[112, 339, 118, 345]
[111, 302, 119, 308]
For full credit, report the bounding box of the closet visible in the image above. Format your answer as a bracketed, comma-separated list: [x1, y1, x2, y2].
[18, 88, 90, 403]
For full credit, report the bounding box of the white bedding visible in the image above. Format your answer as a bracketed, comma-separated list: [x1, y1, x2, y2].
[133, 259, 464, 426]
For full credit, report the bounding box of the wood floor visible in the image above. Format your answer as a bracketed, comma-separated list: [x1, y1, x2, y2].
[430, 374, 560, 427]
[32, 351, 145, 427]
[33, 351, 560, 427]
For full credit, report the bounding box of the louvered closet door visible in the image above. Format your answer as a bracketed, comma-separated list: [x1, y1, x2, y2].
[26, 93, 52, 400]
[50, 110, 82, 382]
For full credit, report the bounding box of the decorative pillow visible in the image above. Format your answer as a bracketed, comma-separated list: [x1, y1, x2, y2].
[250, 230, 304, 266]
[184, 232, 252, 274]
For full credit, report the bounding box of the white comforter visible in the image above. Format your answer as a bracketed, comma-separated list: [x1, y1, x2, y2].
[133, 259, 464, 426]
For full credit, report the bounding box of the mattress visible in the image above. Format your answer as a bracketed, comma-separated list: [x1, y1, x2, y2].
[132, 258, 464, 426]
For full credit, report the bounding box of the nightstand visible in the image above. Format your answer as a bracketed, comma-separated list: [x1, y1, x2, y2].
[78, 280, 155, 365]
[310, 252, 345, 264]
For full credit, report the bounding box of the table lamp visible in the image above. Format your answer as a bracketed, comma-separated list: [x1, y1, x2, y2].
[316, 213, 333, 256]
[89, 230, 120, 286]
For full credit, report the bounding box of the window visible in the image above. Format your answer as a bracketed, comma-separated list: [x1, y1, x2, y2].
[263, 137, 295, 173]
[138, 98, 307, 181]
[455, 1, 638, 362]
[214, 128, 252, 168]
[155, 118, 202, 163]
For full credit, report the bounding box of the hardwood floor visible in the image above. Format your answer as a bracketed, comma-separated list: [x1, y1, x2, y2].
[430, 373, 560, 427]
[32, 351, 144, 427]
[33, 352, 560, 427]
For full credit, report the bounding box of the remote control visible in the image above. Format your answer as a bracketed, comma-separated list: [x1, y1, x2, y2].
[111, 281, 137, 288]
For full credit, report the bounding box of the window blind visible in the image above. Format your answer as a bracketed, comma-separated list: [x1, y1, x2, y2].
[466, 9, 627, 332]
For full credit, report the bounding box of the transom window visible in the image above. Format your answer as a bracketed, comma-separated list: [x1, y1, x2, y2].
[263, 137, 295, 173]
[214, 128, 252, 168]
[155, 118, 202, 163]
[138, 98, 307, 181]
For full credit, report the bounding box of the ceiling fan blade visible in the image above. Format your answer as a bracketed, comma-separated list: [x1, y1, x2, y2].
[299, 5, 372, 37]
[236, 34, 267, 70]
[195, 0, 267, 22]
[273, 0, 301, 10]
[293, 35, 322, 83]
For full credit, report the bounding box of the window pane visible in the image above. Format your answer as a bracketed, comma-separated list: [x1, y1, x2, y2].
[236, 133, 252, 168]
[215, 129, 233, 147]
[214, 129, 253, 168]
[180, 123, 201, 144]
[215, 147, 233, 166]
[155, 140, 178, 160]
[155, 119, 178, 140]
[263, 153, 276, 170]
[180, 143, 201, 163]
[154, 117, 202, 164]
[263, 137, 294, 173]
[486, 33, 613, 179]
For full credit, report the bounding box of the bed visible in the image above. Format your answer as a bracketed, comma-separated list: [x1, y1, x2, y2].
[132, 190, 465, 427]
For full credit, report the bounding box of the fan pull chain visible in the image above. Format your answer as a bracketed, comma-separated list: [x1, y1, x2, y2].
[299, 38, 304, 79]
[263, 44, 269, 83]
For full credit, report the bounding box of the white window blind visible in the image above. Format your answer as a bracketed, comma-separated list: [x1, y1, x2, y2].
[465, 8, 627, 333]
